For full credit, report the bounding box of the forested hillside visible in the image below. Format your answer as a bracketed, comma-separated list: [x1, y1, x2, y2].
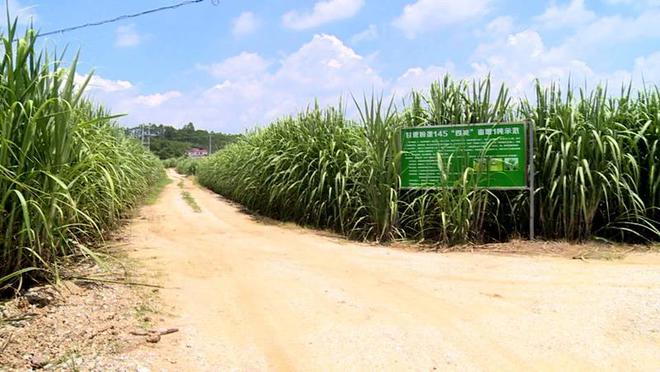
[127, 122, 242, 159]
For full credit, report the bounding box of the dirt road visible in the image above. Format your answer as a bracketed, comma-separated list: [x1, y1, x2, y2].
[126, 170, 660, 371]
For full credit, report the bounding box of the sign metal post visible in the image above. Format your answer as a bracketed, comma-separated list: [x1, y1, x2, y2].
[527, 120, 535, 241]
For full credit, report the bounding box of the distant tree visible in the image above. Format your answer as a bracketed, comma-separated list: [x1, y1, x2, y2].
[182, 122, 195, 132]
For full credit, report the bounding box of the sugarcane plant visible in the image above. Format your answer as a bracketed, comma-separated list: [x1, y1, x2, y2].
[0, 19, 163, 288]
[197, 75, 660, 245]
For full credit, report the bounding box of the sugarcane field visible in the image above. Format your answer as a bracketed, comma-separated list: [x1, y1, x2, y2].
[1, 1, 660, 371]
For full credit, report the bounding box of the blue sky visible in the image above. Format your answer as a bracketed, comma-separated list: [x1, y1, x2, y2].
[4, 0, 660, 133]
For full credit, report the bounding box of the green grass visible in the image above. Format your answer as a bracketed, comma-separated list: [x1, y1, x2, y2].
[144, 171, 171, 205]
[177, 177, 201, 212]
[181, 191, 201, 213]
[197, 76, 660, 245]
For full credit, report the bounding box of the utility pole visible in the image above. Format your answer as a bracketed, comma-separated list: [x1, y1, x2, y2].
[209, 133, 212, 155]
[139, 124, 151, 150]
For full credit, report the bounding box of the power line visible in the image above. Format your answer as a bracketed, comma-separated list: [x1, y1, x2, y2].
[39, 0, 210, 38]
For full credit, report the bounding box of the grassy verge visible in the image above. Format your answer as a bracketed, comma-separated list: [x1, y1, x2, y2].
[181, 191, 202, 213]
[177, 177, 201, 213]
[144, 171, 172, 205]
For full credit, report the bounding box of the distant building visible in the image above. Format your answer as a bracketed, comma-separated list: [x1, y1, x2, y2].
[186, 147, 208, 158]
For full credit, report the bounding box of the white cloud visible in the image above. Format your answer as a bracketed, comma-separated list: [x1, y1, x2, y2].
[464, 3, 660, 95]
[484, 16, 514, 36]
[232, 11, 260, 36]
[87, 34, 385, 131]
[392, 63, 456, 94]
[76, 74, 134, 93]
[467, 19, 660, 96]
[80, 28, 660, 133]
[554, 9, 660, 57]
[273, 34, 385, 93]
[282, 0, 364, 30]
[115, 24, 142, 47]
[202, 52, 271, 80]
[393, 0, 492, 38]
[135, 91, 182, 107]
[470, 29, 595, 95]
[351, 24, 378, 44]
[534, 0, 596, 29]
[604, 0, 660, 8]
[591, 10, 660, 42]
[632, 50, 660, 82]
[203, 34, 385, 122]
[2, 0, 37, 25]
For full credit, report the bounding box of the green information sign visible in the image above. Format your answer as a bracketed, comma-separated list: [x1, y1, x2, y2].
[401, 122, 528, 189]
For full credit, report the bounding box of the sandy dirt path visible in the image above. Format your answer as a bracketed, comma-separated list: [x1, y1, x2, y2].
[126, 170, 660, 371]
